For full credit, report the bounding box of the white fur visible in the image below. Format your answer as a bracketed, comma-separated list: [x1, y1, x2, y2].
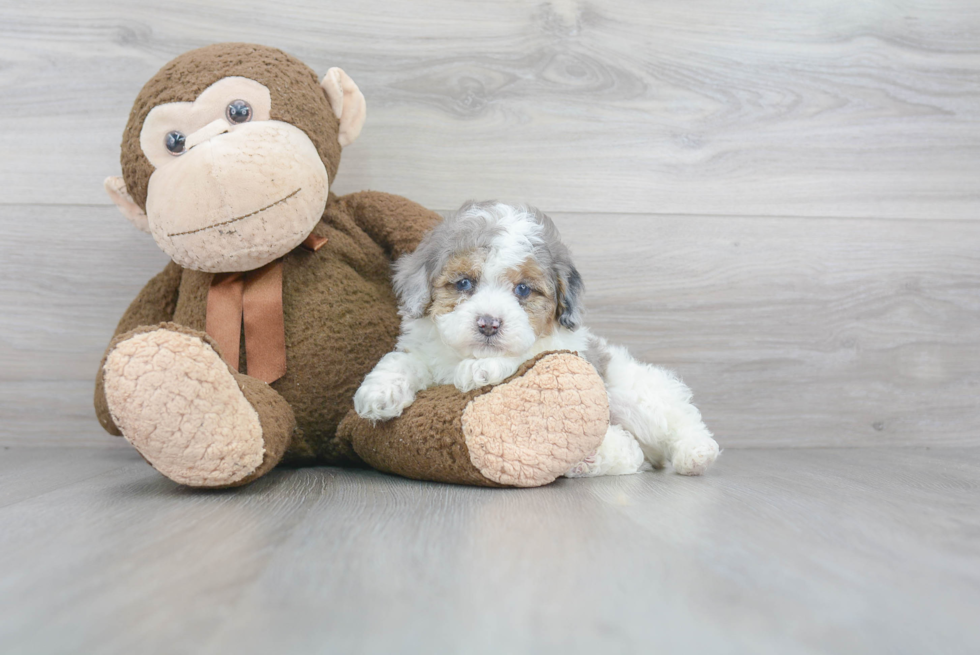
[565, 424, 650, 477]
[601, 343, 720, 475]
[433, 285, 537, 361]
[354, 204, 720, 477]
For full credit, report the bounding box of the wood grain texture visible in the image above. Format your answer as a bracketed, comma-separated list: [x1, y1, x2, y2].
[1, 0, 979, 217]
[1, 204, 977, 448]
[566, 212, 980, 447]
[1, 447, 978, 654]
[1, 1, 978, 449]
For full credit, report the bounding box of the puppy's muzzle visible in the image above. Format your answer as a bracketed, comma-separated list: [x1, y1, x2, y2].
[476, 315, 502, 337]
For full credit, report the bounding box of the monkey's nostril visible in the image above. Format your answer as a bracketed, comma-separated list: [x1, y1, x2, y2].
[476, 315, 501, 337]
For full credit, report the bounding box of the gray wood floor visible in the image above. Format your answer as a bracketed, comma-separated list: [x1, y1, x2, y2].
[1, 446, 978, 655]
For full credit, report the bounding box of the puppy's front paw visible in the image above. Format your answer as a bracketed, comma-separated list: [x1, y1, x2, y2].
[671, 437, 720, 476]
[454, 358, 518, 392]
[354, 376, 415, 422]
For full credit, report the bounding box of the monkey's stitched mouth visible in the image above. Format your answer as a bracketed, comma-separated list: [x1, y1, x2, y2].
[167, 188, 302, 237]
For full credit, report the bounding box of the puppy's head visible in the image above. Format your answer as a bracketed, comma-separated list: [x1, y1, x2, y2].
[394, 201, 582, 358]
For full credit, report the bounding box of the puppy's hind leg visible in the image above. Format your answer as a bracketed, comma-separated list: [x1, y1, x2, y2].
[564, 424, 649, 478]
[603, 344, 719, 476]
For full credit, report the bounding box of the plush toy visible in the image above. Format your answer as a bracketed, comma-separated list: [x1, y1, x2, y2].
[95, 43, 609, 489]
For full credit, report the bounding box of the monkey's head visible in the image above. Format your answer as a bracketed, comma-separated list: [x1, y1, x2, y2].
[105, 43, 366, 273]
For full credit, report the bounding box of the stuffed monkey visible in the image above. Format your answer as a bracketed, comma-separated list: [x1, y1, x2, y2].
[96, 43, 608, 488]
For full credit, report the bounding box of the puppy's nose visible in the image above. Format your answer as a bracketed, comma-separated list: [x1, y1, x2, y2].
[476, 315, 501, 336]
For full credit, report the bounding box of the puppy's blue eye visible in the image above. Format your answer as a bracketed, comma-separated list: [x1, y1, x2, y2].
[455, 278, 473, 292]
[515, 283, 531, 298]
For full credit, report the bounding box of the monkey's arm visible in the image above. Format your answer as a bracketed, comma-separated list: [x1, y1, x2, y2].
[94, 261, 183, 435]
[341, 191, 443, 260]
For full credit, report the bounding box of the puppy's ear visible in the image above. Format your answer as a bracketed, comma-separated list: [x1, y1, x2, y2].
[392, 246, 432, 318]
[554, 254, 583, 330]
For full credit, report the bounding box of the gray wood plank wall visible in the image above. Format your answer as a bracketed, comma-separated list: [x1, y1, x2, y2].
[1, 0, 978, 448]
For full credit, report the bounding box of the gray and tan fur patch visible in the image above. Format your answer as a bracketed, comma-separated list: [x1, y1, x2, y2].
[428, 250, 485, 316]
[393, 201, 583, 330]
[505, 257, 558, 338]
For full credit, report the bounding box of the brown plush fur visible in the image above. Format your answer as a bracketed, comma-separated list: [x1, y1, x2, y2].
[99, 43, 442, 466]
[338, 351, 583, 487]
[233, 366, 298, 485]
[121, 43, 342, 211]
[95, 190, 440, 465]
[97, 43, 608, 487]
[339, 382, 498, 486]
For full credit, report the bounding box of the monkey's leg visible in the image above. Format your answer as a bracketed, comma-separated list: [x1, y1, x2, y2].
[102, 323, 295, 488]
[339, 352, 608, 488]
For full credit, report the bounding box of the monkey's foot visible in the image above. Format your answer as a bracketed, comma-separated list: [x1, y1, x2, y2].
[461, 352, 609, 487]
[103, 327, 265, 487]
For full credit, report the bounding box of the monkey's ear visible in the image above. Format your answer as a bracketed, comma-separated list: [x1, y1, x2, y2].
[321, 68, 366, 147]
[104, 176, 150, 233]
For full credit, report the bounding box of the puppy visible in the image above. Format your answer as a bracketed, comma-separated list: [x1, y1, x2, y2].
[354, 201, 720, 477]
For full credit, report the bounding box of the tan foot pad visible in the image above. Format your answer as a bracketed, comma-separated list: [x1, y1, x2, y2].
[462, 353, 609, 487]
[103, 328, 265, 487]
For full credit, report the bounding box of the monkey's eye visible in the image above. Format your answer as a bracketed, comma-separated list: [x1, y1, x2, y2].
[165, 131, 186, 155]
[514, 283, 531, 298]
[455, 278, 473, 292]
[226, 99, 252, 124]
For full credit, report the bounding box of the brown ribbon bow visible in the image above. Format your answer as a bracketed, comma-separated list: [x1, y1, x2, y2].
[205, 232, 327, 384]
